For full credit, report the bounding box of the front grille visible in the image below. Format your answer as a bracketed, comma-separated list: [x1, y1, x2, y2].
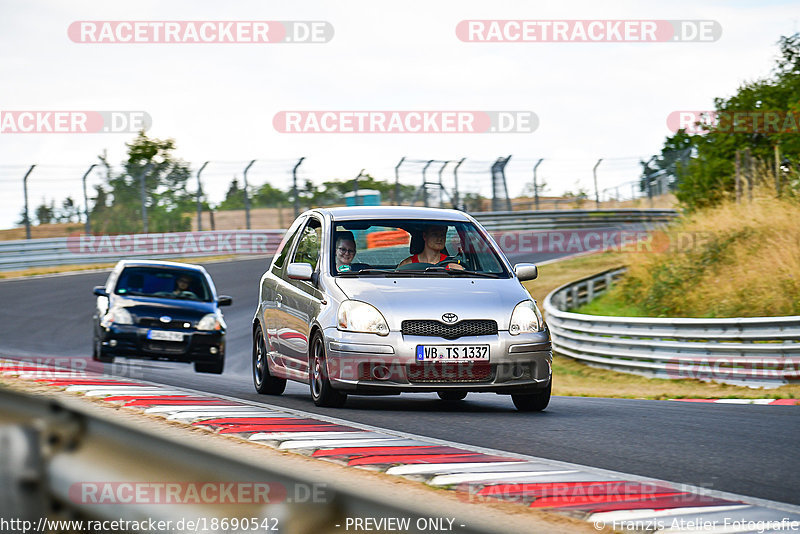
[408, 362, 493, 383]
[144, 342, 186, 354]
[401, 320, 497, 340]
[139, 318, 192, 329]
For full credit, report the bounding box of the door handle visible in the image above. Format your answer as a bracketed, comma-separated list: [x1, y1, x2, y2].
[275, 294, 283, 307]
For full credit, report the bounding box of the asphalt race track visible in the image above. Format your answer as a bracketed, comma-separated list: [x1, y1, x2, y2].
[1, 254, 798, 507]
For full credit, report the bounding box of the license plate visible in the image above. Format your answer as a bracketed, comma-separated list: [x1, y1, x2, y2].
[147, 330, 184, 342]
[416, 345, 489, 362]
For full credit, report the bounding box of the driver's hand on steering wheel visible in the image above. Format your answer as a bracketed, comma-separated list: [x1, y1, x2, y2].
[445, 262, 465, 271]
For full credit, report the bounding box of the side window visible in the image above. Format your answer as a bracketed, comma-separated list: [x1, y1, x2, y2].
[291, 218, 322, 271]
[271, 218, 305, 273]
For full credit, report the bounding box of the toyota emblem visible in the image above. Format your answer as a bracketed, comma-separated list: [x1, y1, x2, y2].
[159, 316, 172, 323]
[441, 313, 458, 324]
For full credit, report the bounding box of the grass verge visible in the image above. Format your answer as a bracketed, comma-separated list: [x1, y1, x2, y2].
[524, 251, 799, 400]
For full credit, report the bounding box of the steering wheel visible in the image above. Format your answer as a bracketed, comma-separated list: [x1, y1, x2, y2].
[434, 256, 460, 266]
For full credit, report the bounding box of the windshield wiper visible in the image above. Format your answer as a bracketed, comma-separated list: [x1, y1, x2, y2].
[339, 268, 400, 276]
[421, 267, 502, 278]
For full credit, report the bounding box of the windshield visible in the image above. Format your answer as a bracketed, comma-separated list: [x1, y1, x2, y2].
[330, 219, 509, 277]
[114, 267, 213, 302]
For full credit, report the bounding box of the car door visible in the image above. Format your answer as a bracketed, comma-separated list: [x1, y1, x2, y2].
[261, 216, 305, 372]
[275, 215, 325, 378]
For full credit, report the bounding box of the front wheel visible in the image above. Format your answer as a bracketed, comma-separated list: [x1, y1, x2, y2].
[253, 325, 286, 394]
[511, 379, 551, 412]
[92, 335, 113, 363]
[309, 332, 347, 408]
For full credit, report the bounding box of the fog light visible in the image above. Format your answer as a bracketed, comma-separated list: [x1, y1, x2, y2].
[209, 347, 218, 355]
[372, 364, 390, 381]
[109, 340, 117, 347]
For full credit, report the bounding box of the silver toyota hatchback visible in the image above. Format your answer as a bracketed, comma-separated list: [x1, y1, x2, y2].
[252, 206, 552, 411]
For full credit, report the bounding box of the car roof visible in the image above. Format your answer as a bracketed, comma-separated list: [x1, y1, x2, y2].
[314, 206, 472, 222]
[116, 260, 207, 273]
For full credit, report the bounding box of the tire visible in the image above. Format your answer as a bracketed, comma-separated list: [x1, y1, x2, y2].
[309, 332, 347, 408]
[92, 336, 114, 363]
[511, 379, 551, 412]
[437, 391, 467, 401]
[195, 358, 224, 374]
[253, 325, 286, 394]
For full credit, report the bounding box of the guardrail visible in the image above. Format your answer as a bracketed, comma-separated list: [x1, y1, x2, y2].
[0, 387, 501, 534]
[473, 208, 677, 231]
[0, 230, 286, 271]
[0, 209, 677, 272]
[543, 268, 800, 386]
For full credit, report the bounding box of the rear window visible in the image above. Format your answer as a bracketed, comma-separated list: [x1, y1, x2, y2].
[114, 267, 212, 302]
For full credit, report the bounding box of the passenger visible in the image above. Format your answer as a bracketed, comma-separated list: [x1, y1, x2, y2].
[334, 231, 357, 271]
[399, 225, 464, 269]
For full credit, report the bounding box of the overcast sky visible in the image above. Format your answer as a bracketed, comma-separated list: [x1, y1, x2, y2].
[0, 0, 797, 229]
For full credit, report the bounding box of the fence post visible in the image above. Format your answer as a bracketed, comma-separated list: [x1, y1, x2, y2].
[394, 157, 405, 205]
[81, 164, 97, 234]
[774, 144, 781, 197]
[196, 161, 209, 231]
[533, 158, 544, 210]
[292, 157, 304, 218]
[22, 165, 36, 240]
[437, 161, 451, 207]
[593, 159, 603, 209]
[453, 157, 465, 210]
[735, 150, 742, 203]
[421, 160, 434, 207]
[243, 160, 256, 230]
[138, 162, 153, 234]
[745, 148, 753, 202]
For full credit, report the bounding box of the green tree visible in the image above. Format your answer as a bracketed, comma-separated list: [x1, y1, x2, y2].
[58, 196, 81, 223]
[217, 177, 246, 210]
[251, 182, 289, 207]
[91, 132, 194, 233]
[660, 33, 800, 210]
[35, 199, 55, 225]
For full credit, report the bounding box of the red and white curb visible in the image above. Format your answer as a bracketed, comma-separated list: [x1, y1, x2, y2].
[670, 399, 798, 406]
[3, 358, 800, 533]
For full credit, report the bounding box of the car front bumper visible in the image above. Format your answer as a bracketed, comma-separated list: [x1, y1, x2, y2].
[98, 325, 225, 363]
[323, 327, 552, 394]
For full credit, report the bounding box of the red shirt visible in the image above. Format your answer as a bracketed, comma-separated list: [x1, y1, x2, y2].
[411, 253, 447, 263]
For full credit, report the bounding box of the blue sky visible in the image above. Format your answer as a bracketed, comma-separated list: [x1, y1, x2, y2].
[0, 0, 797, 228]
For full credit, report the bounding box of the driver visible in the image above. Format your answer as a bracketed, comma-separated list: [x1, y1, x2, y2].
[173, 274, 193, 295]
[399, 225, 464, 269]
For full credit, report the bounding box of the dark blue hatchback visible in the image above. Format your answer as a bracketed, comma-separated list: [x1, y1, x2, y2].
[92, 260, 232, 374]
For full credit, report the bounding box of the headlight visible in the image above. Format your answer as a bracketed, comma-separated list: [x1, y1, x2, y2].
[101, 306, 133, 328]
[509, 300, 544, 335]
[337, 300, 389, 336]
[197, 312, 226, 331]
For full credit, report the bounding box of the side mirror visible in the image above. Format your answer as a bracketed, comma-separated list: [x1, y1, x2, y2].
[514, 263, 538, 282]
[93, 286, 108, 297]
[287, 262, 314, 281]
[218, 295, 233, 307]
